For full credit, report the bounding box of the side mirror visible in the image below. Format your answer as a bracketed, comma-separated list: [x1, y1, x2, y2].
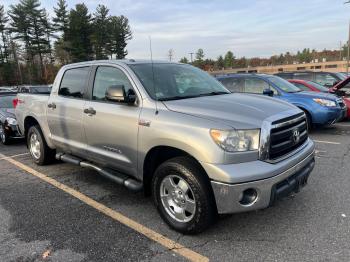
[263, 89, 274, 97]
[105, 85, 136, 104]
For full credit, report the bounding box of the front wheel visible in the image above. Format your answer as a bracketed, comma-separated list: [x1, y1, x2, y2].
[152, 157, 217, 234]
[27, 125, 55, 165]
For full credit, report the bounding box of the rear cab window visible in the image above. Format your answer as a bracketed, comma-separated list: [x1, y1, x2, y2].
[58, 67, 90, 98]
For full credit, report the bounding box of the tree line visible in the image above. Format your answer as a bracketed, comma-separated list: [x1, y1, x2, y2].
[0, 0, 132, 86]
[180, 46, 349, 71]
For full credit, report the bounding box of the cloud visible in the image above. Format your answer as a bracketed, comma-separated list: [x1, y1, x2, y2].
[2, 0, 349, 60]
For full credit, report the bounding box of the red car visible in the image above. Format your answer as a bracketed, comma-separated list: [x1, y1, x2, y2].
[289, 79, 350, 119]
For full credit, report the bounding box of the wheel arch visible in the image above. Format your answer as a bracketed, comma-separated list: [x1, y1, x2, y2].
[142, 145, 212, 196]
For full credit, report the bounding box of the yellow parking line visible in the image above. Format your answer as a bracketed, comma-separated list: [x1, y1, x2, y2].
[1, 155, 209, 262]
[313, 140, 340, 145]
[0, 152, 30, 161]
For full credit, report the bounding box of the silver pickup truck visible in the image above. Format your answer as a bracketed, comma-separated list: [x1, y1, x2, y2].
[16, 60, 315, 234]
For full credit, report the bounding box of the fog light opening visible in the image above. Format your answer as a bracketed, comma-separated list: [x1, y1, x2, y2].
[239, 188, 258, 206]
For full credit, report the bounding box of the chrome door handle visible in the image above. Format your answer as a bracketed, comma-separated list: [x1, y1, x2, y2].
[83, 107, 96, 115]
[48, 103, 56, 109]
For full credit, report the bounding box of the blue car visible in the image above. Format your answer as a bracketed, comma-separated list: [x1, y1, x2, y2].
[216, 74, 347, 128]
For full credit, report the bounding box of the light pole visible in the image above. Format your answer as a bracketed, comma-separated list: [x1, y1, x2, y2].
[345, 1, 350, 74]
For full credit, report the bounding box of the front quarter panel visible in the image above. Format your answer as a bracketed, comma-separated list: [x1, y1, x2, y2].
[137, 101, 229, 180]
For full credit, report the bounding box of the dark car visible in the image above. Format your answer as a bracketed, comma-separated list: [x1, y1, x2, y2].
[17, 85, 52, 94]
[0, 91, 24, 144]
[275, 71, 346, 88]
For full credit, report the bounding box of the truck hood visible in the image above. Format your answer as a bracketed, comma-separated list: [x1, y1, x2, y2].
[297, 91, 338, 101]
[163, 93, 298, 129]
[0, 108, 16, 118]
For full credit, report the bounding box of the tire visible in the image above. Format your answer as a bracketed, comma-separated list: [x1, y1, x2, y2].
[304, 111, 312, 132]
[152, 156, 217, 234]
[300, 109, 312, 131]
[27, 125, 55, 165]
[0, 124, 10, 145]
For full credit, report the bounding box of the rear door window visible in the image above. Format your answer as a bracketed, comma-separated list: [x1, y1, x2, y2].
[219, 78, 244, 92]
[59, 67, 90, 98]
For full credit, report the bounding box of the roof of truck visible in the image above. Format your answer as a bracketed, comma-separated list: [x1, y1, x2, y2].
[62, 59, 181, 68]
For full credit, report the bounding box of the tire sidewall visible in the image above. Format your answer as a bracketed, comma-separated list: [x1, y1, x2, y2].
[0, 126, 9, 145]
[152, 159, 214, 233]
[27, 126, 45, 165]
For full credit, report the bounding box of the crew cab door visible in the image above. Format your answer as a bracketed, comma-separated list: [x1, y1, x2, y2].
[47, 66, 91, 156]
[82, 65, 141, 176]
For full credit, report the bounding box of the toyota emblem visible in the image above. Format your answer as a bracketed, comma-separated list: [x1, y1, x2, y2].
[292, 129, 300, 144]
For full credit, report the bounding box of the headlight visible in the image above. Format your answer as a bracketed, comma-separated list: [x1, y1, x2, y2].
[313, 98, 336, 107]
[6, 117, 17, 125]
[210, 129, 260, 152]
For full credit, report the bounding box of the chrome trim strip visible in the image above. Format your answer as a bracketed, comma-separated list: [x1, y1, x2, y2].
[271, 114, 306, 129]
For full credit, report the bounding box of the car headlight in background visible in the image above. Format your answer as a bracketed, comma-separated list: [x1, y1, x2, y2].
[210, 129, 260, 152]
[6, 117, 17, 125]
[313, 98, 336, 107]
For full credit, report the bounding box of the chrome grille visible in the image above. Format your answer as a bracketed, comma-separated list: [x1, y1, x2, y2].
[269, 113, 308, 160]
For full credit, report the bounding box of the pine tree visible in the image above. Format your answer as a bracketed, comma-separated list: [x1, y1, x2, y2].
[92, 5, 110, 59]
[52, 0, 68, 34]
[216, 55, 224, 69]
[67, 3, 93, 62]
[179, 57, 188, 63]
[110, 15, 132, 59]
[0, 5, 9, 63]
[224, 51, 235, 68]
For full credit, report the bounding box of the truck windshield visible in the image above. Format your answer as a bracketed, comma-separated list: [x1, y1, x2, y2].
[130, 63, 230, 100]
[267, 76, 301, 93]
[0, 95, 15, 108]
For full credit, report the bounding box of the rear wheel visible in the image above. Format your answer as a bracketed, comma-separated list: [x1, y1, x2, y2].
[152, 156, 216, 234]
[27, 125, 55, 165]
[0, 124, 10, 145]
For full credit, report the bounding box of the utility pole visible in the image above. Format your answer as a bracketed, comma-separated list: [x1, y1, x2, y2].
[348, 21, 350, 74]
[189, 52, 194, 63]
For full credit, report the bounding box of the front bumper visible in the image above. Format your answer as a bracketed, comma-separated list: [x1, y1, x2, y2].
[313, 106, 345, 125]
[210, 148, 315, 214]
[5, 124, 24, 139]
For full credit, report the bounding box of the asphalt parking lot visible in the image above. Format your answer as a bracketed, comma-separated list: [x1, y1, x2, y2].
[1, 122, 350, 262]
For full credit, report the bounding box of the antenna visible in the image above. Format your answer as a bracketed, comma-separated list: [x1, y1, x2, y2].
[149, 36, 158, 115]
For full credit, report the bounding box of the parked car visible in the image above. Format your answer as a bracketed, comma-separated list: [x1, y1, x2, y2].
[217, 74, 347, 128]
[17, 85, 52, 94]
[288, 79, 330, 93]
[0, 91, 24, 144]
[288, 79, 349, 120]
[16, 60, 315, 234]
[329, 77, 350, 119]
[276, 71, 346, 88]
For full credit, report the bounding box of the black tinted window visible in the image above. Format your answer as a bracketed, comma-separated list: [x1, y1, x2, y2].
[59, 67, 90, 98]
[93, 66, 133, 101]
[293, 73, 313, 81]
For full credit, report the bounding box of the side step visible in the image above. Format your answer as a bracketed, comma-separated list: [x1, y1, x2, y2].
[56, 153, 143, 192]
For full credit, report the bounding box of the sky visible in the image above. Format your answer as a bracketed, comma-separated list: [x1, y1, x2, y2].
[3, 0, 350, 61]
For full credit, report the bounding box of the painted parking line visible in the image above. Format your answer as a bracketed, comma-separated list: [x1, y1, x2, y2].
[313, 140, 341, 145]
[0, 152, 30, 161]
[335, 123, 350, 127]
[0, 153, 208, 262]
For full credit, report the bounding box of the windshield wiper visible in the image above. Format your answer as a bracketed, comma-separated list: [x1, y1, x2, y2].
[158, 91, 229, 101]
[158, 95, 198, 101]
[198, 91, 230, 97]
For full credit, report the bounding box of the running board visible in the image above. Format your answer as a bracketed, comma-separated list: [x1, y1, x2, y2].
[56, 153, 143, 192]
